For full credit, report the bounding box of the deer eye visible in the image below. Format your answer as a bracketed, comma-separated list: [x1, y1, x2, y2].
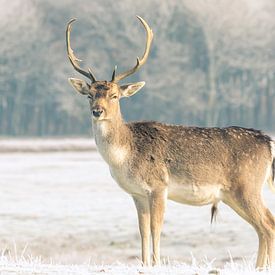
[110, 94, 118, 100]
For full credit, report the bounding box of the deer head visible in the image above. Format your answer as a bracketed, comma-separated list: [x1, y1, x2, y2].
[66, 16, 153, 121]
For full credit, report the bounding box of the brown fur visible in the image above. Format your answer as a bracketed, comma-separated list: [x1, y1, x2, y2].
[127, 122, 272, 183]
[272, 158, 275, 183]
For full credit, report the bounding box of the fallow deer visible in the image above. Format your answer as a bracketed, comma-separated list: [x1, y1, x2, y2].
[66, 16, 275, 269]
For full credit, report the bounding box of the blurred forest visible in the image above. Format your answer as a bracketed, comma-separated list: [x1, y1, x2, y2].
[0, 0, 275, 136]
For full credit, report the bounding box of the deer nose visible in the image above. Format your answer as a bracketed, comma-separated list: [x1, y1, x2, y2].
[92, 107, 103, 118]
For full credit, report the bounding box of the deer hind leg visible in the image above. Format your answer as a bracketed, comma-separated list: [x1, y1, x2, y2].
[133, 195, 151, 266]
[149, 188, 167, 265]
[256, 209, 275, 269]
[223, 189, 275, 269]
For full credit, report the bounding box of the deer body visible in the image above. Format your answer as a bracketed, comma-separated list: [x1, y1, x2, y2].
[66, 17, 275, 269]
[94, 118, 272, 205]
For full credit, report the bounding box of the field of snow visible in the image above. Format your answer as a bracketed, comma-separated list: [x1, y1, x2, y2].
[0, 138, 274, 274]
[0, 256, 274, 275]
[0, 138, 96, 152]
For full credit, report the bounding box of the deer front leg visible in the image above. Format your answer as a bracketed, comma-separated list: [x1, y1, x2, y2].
[133, 195, 151, 266]
[149, 188, 167, 265]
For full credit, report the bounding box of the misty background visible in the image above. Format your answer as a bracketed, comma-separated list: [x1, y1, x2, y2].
[1, 1, 275, 270]
[1, 0, 275, 137]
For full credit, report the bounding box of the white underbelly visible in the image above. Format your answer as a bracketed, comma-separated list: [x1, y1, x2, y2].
[110, 166, 222, 205]
[168, 180, 222, 206]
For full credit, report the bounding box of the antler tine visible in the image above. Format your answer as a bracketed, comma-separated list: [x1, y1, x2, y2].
[112, 16, 153, 83]
[88, 68, 96, 82]
[111, 65, 118, 82]
[66, 18, 96, 82]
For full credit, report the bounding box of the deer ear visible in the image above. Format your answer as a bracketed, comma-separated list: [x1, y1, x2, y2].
[120, 81, 145, 98]
[68, 78, 90, 95]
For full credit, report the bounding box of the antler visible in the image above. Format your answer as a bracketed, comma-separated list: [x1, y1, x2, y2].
[66, 18, 97, 82]
[111, 16, 153, 83]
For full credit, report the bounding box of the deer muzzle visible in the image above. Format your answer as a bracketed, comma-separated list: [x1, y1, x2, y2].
[92, 106, 104, 118]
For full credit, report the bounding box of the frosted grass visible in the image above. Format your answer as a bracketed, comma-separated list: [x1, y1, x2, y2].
[0, 255, 274, 275]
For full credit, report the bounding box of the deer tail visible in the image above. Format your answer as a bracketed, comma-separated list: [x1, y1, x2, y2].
[210, 203, 218, 224]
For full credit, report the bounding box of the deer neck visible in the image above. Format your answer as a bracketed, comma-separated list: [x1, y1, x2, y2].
[92, 112, 131, 167]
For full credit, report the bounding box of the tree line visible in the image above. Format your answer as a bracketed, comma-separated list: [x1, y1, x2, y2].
[0, 0, 274, 136]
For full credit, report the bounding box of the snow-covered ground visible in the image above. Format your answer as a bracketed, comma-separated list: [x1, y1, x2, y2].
[0, 138, 96, 152]
[0, 138, 274, 274]
[0, 256, 274, 275]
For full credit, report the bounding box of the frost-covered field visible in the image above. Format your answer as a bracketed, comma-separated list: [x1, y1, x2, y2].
[0, 138, 96, 152]
[0, 138, 274, 274]
[0, 256, 274, 275]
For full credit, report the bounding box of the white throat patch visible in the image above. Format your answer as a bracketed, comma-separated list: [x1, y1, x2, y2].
[96, 143, 129, 166]
[109, 145, 128, 164]
[93, 121, 109, 138]
[93, 121, 129, 165]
